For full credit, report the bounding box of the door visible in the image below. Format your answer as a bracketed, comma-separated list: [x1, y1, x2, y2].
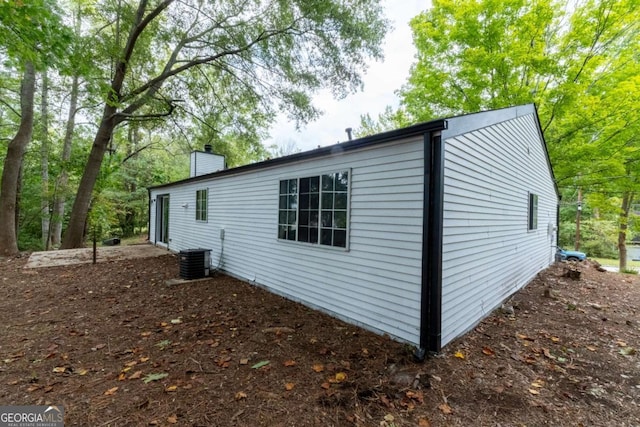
[156, 194, 170, 245]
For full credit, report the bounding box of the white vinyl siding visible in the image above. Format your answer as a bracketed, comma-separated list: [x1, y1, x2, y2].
[190, 151, 225, 177]
[150, 137, 425, 344]
[440, 111, 557, 347]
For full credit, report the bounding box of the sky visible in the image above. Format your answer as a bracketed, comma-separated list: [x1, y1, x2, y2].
[264, 0, 431, 152]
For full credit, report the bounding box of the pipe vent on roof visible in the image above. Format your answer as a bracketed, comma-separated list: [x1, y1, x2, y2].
[345, 128, 353, 141]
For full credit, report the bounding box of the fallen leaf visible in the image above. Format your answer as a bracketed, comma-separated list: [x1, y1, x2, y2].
[620, 347, 636, 356]
[406, 390, 424, 403]
[235, 391, 247, 400]
[104, 387, 118, 396]
[251, 360, 270, 369]
[543, 348, 556, 360]
[312, 364, 325, 373]
[418, 418, 431, 427]
[52, 367, 66, 373]
[118, 372, 126, 381]
[320, 382, 331, 390]
[170, 318, 182, 324]
[239, 358, 249, 365]
[283, 360, 297, 367]
[139, 356, 150, 363]
[143, 372, 168, 383]
[7, 380, 19, 385]
[129, 370, 143, 380]
[384, 414, 394, 422]
[285, 382, 295, 391]
[516, 333, 534, 341]
[528, 388, 540, 395]
[27, 385, 41, 392]
[551, 336, 561, 343]
[482, 347, 495, 356]
[125, 361, 138, 367]
[617, 340, 628, 347]
[438, 403, 453, 414]
[77, 368, 88, 376]
[586, 346, 597, 352]
[167, 415, 177, 424]
[165, 385, 178, 392]
[334, 372, 347, 382]
[380, 394, 393, 408]
[140, 331, 152, 337]
[454, 351, 465, 359]
[531, 379, 545, 388]
[156, 340, 171, 349]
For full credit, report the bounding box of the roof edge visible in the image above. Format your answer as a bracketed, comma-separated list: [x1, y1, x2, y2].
[149, 118, 448, 190]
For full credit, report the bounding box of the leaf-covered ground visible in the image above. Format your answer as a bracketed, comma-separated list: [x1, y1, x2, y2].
[0, 251, 638, 426]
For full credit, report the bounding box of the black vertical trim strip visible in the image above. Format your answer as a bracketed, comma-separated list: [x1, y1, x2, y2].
[419, 132, 444, 357]
[556, 203, 560, 248]
[147, 189, 152, 242]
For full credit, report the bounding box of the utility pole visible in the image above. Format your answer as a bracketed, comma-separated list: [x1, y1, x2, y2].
[575, 188, 582, 251]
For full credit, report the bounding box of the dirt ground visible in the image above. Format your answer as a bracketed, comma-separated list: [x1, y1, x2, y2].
[0, 251, 638, 426]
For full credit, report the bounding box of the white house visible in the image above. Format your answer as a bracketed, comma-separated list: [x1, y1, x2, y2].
[148, 104, 558, 356]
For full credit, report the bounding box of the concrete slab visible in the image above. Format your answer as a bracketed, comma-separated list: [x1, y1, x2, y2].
[25, 244, 171, 269]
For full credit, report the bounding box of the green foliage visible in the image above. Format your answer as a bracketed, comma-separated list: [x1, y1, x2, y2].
[559, 219, 618, 258]
[356, 106, 411, 138]
[620, 267, 638, 275]
[400, 0, 559, 121]
[0, 0, 72, 68]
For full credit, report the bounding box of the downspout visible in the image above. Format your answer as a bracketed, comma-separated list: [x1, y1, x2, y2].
[416, 130, 445, 361]
[147, 188, 152, 243]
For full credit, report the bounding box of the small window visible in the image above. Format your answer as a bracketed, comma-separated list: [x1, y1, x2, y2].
[196, 189, 208, 222]
[278, 171, 349, 248]
[528, 193, 538, 230]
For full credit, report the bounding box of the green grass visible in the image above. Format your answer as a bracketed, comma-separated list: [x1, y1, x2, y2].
[591, 257, 640, 268]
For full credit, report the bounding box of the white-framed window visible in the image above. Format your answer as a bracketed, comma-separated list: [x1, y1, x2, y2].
[278, 171, 349, 248]
[528, 193, 538, 230]
[196, 189, 208, 222]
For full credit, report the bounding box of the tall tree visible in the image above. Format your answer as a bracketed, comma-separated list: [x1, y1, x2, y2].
[0, 63, 36, 256]
[39, 71, 51, 249]
[62, 0, 387, 248]
[0, 0, 70, 255]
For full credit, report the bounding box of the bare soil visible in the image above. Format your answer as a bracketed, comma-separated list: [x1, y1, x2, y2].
[0, 253, 638, 426]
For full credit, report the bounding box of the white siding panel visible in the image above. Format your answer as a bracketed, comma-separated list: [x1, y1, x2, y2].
[441, 112, 557, 347]
[150, 137, 426, 344]
[190, 151, 225, 177]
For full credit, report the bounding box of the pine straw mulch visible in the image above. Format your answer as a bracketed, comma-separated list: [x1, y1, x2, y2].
[0, 252, 638, 426]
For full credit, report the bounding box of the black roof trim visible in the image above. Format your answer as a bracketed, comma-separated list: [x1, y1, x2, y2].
[149, 118, 448, 190]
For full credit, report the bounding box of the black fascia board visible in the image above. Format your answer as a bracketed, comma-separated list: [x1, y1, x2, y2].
[149, 119, 448, 190]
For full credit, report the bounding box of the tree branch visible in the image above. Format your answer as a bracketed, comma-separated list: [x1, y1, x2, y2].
[116, 23, 295, 118]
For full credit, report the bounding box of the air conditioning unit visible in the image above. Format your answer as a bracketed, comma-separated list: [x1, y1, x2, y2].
[179, 249, 211, 280]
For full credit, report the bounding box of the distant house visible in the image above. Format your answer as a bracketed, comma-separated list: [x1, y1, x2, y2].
[148, 104, 558, 355]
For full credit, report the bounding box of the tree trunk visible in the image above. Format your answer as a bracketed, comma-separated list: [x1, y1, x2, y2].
[0, 62, 36, 256]
[51, 73, 79, 247]
[618, 192, 633, 272]
[40, 70, 50, 249]
[60, 106, 116, 248]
